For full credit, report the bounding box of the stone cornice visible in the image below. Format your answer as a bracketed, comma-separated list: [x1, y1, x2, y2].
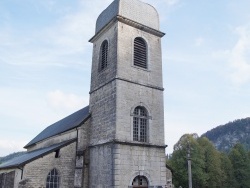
[116, 15, 165, 38]
[89, 15, 165, 43]
[89, 76, 164, 94]
[89, 139, 167, 149]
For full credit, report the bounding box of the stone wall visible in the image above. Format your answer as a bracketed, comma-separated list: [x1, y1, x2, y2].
[165, 165, 173, 188]
[80, 0, 167, 186]
[74, 119, 91, 188]
[88, 1, 166, 186]
[89, 23, 117, 92]
[89, 143, 114, 188]
[116, 80, 165, 145]
[26, 129, 77, 152]
[0, 169, 22, 188]
[20, 142, 76, 188]
[0, 171, 15, 188]
[114, 144, 167, 187]
[116, 21, 163, 89]
[88, 143, 167, 188]
[78, 119, 90, 151]
[89, 23, 118, 146]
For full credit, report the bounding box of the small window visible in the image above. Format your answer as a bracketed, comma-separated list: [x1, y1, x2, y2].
[134, 37, 147, 69]
[133, 106, 148, 142]
[99, 40, 108, 71]
[46, 169, 59, 188]
[55, 149, 60, 158]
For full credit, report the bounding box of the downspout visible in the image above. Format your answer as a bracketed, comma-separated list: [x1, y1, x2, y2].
[74, 127, 79, 167]
[74, 127, 80, 187]
[76, 127, 79, 151]
[111, 141, 115, 187]
[17, 166, 23, 180]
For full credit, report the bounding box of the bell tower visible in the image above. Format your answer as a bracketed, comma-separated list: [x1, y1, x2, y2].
[88, 0, 166, 187]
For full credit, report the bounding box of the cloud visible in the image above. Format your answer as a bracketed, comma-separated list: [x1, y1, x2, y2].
[0, 139, 27, 156]
[195, 37, 204, 47]
[0, 88, 88, 130]
[211, 24, 250, 85]
[47, 90, 88, 110]
[38, 0, 114, 54]
[145, 0, 180, 6]
[0, 88, 89, 155]
[0, 0, 114, 68]
[0, 0, 175, 69]
[164, 0, 180, 6]
[230, 25, 250, 84]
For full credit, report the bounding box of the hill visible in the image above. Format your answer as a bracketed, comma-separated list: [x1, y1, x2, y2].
[0, 151, 26, 164]
[202, 117, 250, 152]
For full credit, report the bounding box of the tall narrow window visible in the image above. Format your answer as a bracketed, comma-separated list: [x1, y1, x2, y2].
[134, 37, 147, 69]
[100, 40, 108, 71]
[55, 149, 60, 158]
[133, 106, 148, 142]
[46, 169, 59, 188]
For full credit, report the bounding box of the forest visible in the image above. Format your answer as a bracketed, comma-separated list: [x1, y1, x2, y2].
[167, 134, 250, 188]
[202, 117, 250, 152]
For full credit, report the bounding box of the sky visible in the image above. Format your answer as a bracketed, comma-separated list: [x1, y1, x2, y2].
[0, 0, 250, 156]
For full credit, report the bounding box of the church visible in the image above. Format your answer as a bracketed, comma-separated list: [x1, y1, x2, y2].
[0, 0, 171, 187]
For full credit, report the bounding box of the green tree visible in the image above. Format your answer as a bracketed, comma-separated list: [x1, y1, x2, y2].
[169, 134, 238, 188]
[169, 134, 207, 188]
[197, 137, 223, 187]
[229, 143, 250, 188]
[220, 153, 236, 187]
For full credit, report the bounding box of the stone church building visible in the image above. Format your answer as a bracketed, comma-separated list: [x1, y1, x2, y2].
[0, 0, 172, 187]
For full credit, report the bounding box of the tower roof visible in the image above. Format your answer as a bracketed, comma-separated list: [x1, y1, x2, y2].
[95, 0, 160, 34]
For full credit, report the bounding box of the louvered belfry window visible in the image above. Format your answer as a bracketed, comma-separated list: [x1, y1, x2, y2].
[133, 106, 148, 142]
[100, 40, 108, 71]
[46, 169, 60, 188]
[134, 37, 147, 69]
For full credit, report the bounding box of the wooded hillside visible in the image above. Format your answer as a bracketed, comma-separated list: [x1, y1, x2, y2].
[202, 117, 250, 152]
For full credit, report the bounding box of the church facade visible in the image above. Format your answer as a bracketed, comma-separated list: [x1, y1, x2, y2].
[0, 0, 171, 187]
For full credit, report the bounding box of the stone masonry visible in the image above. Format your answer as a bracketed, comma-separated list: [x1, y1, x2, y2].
[20, 142, 76, 188]
[88, 0, 166, 187]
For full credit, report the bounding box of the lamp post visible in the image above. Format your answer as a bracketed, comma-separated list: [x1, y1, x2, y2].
[187, 143, 192, 188]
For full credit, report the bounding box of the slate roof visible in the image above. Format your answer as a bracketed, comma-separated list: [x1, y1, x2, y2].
[24, 106, 90, 148]
[0, 139, 76, 169]
[95, 0, 159, 34]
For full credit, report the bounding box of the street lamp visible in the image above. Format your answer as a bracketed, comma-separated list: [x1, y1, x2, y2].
[187, 142, 192, 188]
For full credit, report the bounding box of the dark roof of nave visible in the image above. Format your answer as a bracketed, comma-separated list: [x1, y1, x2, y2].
[0, 139, 76, 169]
[24, 106, 90, 148]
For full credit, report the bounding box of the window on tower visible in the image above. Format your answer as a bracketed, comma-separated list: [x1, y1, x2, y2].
[133, 106, 148, 142]
[134, 37, 147, 69]
[99, 40, 108, 71]
[132, 175, 148, 187]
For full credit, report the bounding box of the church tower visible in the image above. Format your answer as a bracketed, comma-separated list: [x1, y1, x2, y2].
[88, 0, 166, 187]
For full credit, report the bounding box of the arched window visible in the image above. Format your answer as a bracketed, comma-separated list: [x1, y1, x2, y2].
[134, 37, 147, 69]
[133, 106, 148, 142]
[46, 169, 59, 188]
[132, 176, 148, 187]
[99, 40, 108, 71]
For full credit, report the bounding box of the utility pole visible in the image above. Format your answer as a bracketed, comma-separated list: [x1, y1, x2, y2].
[187, 143, 192, 188]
